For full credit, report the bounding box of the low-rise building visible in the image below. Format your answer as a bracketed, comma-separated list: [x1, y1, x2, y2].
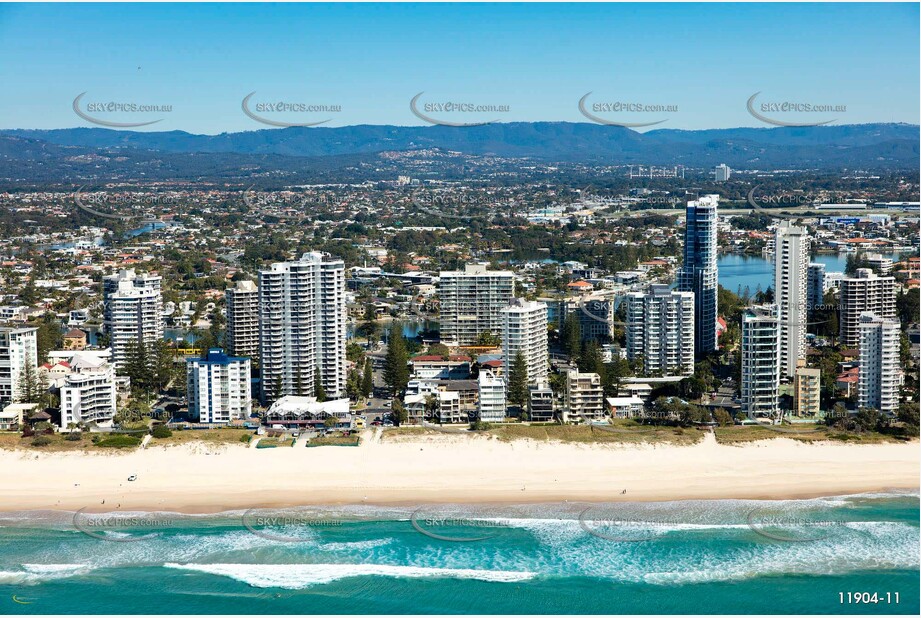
[792, 359, 821, 417]
[527, 382, 554, 422]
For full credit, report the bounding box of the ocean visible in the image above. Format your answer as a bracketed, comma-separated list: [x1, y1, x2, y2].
[1, 493, 917, 615]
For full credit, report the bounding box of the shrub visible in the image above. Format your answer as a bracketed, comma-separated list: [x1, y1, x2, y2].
[151, 425, 172, 439]
[240, 434, 252, 443]
[31, 435, 52, 447]
[64, 431, 82, 442]
[94, 435, 142, 448]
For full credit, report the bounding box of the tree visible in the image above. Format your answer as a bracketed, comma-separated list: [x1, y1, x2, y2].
[17, 360, 43, 404]
[361, 361, 373, 398]
[427, 343, 451, 360]
[323, 416, 338, 428]
[896, 288, 919, 330]
[391, 400, 408, 426]
[507, 351, 529, 409]
[855, 407, 882, 433]
[897, 402, 920, 437]
[314, 374, 327, 402]
[713, 408, 734, 426]
[475, 331, 501, 347]
[561, 314, 581, 360]
[383, 332, 409, 396]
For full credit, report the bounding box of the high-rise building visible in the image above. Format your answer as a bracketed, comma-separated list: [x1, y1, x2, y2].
[187, 348, 252, 424]
[713, 163, 731, 182]
[258, 252, 346, 403]
[477, 370, 506, 422]
[858, 313, 901, 415]
[774, 222, 810, 379]
[562, 296, 615, 344]
[806, 262, 826, 312]
[865, 253, 893, 275]
[102, 269, 163, 369]
[793, 358, 821, 417]
[839, 269, 897, 347]
[225, 280, 259, 360]
[741, 305, 780, 418]
[501, 298, 548, 385]
[625, 284, 695, 377]
[439, 264, 515, 346]
[563, 370, 604, 422]
[678, 194, 719, 354]
[0, 326, 38, 407]
[58, 352, 118, 429]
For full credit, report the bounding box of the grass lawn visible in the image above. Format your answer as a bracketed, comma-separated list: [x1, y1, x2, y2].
[487, 421, 705, 446]
[149, 428, 253, 447]
[308, 434, 361, 447]
[714, 424, 903, 445]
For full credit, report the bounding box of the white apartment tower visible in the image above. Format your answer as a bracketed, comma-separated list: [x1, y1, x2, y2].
[858, 313, 901, 415]
[625, 284, 695, 377]
[102, 269, 163, 369]
[477, 370, 507, 422]
[0, 327, 38, 406]
[806, 262, 826, 312]
[258, 252, 346, 403]
[501, 298, 548, 385]
[741, 305, 780, 418]
[439, 264, 515, 346]
[839, 269, 897, 348]
[677, 195, 719, 354]
[225, 280, 259, 360]
[774, 222, 809, 379]
[187, 348, 252, 424]
[59, 353, 118, 428]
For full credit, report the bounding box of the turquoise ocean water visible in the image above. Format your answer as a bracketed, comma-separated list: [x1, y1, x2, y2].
[1, 493, 917, 615]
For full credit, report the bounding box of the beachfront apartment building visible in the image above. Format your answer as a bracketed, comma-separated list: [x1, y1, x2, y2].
[501, 298, 548, 385]
[839, 269, 897, 347]
[527, 383, 554, 422]
[563, 370, 604, 422]
[741, 305, 780, 418]
[477, 370, 506, 422]
[858, 313, 901, 415]
[0, 326, 38, 407]
[677, 194, 719, 354]
[225, 280, 259, 361]
[439, 264, 515, 346]
[102, 269, 163, 369]
[58, 352, 118, 429]
[807, 262, 826, 311]
[774, 221, 810, 379]
[187, 348, 252, 424]
[625, 284, 695, 377]
[258, 252, 347, 404]
[561, 296, 615, 344]
[793, 359, 821, 417]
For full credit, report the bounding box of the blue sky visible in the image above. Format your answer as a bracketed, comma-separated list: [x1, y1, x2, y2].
[0, 2, 917, 134]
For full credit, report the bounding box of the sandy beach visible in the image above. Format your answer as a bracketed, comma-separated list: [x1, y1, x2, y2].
[1, 432, 917, 513]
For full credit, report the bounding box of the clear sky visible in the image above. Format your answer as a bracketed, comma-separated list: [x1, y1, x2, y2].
[0, 2, 917, 134]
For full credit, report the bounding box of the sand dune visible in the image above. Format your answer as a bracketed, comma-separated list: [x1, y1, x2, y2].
[1, 432, 917, 512]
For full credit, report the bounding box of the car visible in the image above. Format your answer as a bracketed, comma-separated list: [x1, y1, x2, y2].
[127, 475, 137, 482]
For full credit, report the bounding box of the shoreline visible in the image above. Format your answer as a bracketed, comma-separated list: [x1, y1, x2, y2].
[2, 433, 917, 514]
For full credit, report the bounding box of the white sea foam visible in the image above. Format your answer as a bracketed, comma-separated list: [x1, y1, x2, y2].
[163, 562, 537, 588]
[0, 564, 92, 585]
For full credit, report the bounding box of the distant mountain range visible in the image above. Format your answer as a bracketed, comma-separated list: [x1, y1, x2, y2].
[0, 122, 917, 184]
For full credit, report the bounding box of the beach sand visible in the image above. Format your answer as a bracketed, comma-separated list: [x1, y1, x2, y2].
[1, 432, 917, 513]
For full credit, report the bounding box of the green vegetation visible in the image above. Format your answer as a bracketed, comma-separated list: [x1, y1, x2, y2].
[93, 435, 143, 449]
